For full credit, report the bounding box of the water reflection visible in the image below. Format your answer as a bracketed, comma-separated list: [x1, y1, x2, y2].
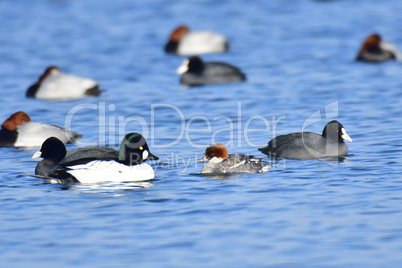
[46, 180, 153, 192]
[191, 172, 247, 180]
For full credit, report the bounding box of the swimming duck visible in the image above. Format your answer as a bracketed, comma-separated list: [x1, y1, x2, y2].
[32, 133, 159, 183]
[177, 56, 246, 86]
[0, 111, 81, 148]
[258, 120, 352, 160]
[356, 34, 402, 63]
[26, 66, 101, 100]
[198, 143, 270, 174]
[164, 25, 229, 55]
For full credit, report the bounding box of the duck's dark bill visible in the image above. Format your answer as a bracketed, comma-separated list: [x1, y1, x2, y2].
[148, 152, 159, 160]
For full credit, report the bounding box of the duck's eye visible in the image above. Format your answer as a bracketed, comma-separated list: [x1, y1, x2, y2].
[139, 146, 143, 150]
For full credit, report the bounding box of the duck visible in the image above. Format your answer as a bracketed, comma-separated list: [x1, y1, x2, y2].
[26, 66, 102, 100]
[32, 137, 119, 178]
[32, 133, 159, 183]
[0, 111, 81, 148]
[356, 34, 402, 63]
[177, 56, 246, 86]
[164, 25, 229, 55]
[198, 143, 270, 174]
[258, 120, 352, 160]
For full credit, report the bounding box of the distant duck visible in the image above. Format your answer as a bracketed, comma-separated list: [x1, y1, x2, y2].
[258, 120, 352, 160]
[177, 56, 246, 86]
[198, 143, 270, 174]
[0, 111, 81, 148]
[164, 25, 229, 55]
[32, 133, 159, 183]
[26, 66, 102, 100]
[356, 34, 402, 63]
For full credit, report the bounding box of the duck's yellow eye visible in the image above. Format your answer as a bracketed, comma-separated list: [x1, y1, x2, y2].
[139, 146, 143, 150]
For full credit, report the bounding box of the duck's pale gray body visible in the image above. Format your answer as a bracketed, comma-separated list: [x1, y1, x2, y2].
[201, 154, 270, 174]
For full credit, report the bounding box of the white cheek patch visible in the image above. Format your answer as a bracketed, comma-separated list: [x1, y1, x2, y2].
[341, 128, 353, 142]
[209, 156, 224, 164]
[177, 59, 189, 74]
[142, 150, 149, 160]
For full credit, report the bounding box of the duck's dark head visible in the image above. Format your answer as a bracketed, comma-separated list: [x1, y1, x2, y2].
[361, 34, 382, 53]
[118, 133, 159, 165]
[32, 137, 67, 163]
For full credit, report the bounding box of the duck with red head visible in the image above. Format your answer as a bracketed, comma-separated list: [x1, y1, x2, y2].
[26, 66, 102, 100]
[198, 143, 270, 174]
[164, 25, 229, 55]
[356, 34, 402, 63]
[0, 111, 81, 148]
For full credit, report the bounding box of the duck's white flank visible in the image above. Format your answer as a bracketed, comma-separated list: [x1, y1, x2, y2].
[35, 70, 97, 100]
[15, 122, 77, 147]
[67, 160, 155, 183]
[380, 41, 402, 60]
[177, 31, 228, 55]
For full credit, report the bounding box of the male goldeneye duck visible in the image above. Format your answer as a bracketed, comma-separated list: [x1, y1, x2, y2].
[164, 25, 229, 55]
[258, 120, 352, 160]
[198, 143, 270, 174]
[356, 34, 402, 63]
[0, 111, 81, 148]
[32, 133, 159, 184]
[26, 66, 102, 100]
[177, 56, 246, 86]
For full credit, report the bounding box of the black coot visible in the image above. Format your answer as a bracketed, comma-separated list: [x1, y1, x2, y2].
[177, 56, 246, 86]
[258, 120, 352, 160]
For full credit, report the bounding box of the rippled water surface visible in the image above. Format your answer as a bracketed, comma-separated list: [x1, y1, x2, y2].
[1, 0, 402, 267]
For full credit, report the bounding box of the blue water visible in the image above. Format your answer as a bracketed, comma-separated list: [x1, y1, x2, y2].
[1, 0, 402, 267]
